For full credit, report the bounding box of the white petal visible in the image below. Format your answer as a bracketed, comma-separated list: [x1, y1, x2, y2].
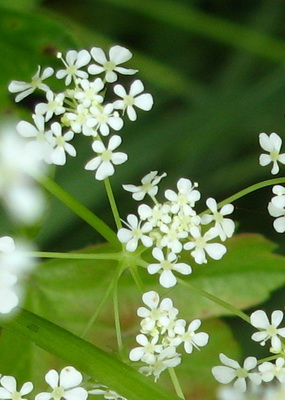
[60, 367, 82, 389]
[45, 370, 59, 389]
[134, 93, 153, 111]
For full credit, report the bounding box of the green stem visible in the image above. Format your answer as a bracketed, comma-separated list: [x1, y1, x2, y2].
[168, 368, 185, 400]
[178, 279, 250, 323]
[104, 178, 122, 230]
[130, 266, 145, 293]
[113, 264, 126, 352]
[80, 275, 116, 338]
[34, 173, 120, 249]
[26, 251, 121, 261]
[218, 177, 285, 209]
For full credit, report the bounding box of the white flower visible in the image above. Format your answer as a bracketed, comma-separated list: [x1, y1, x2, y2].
[113, 80, 153, 121]
[46, 122, 76, 165]
[35, 366, 87, 400]
[16, 114, 52, 163]
[85, 135, 127, 180]
[88, 104, 123, 136]
[160, 221, 188, 253]
[173, 319, 209, 353]
[164, 178, 200, 214]
[56, 50, 91, 85]
[35, 91, 65, 121]
[8, 65, 54, 102]
[65, 104, 94, 136]
[139, 347, 181, 382]
[184, 226, 227, 264]
[0, 375, 33, 400]
[138, 203, 171, 227]
[74, 78, 104, 108]
[250, 309, 285, 351]
[268, 201, 285, 233]
[123, 171, 167, 201]
[117, 214, 153, 252]
[147, 247, 191, 288]
[259, 358, 285, 383]
[259, 132, 285, 175]
[271, 185, 285, 209]
[212, 353, 261, 393]
[201, 198, 235, 241]
[88, 45, 137, 83]
[129, 334, 163, 364]
[89, 385, 127, 400]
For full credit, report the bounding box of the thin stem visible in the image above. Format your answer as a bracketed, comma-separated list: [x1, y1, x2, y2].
[113, 265, 124, 352]
[168, 368, 185, 400]
[178, 279, 250, 324]
[218, 177, 285, 209]
[80, 275, 116, 338]
[34, 173, 120, 249]
[130, 266, 145, 293]
[26, 251, 121, 261]
[104, 178, 122, 230]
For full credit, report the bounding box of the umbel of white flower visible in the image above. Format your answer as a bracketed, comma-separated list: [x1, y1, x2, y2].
[129, 290, 209, 381]
[9, 45, 154, 181]
[119, 172, 234, 288]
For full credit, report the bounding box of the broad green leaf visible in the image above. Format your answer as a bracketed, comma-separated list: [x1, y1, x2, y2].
[0, 309, 180, 400]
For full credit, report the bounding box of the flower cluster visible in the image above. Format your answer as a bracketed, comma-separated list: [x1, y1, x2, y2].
[118, 172, 235, 288]
[129, 290, 209, 381]
[9, 46, 153, 180]
[0, 235, 35, 315]
[212, 309, 285, 394]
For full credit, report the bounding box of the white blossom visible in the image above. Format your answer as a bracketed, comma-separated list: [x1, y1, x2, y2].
[129, 334, 163, 364]
[88, 45, 137, 83]
[56, 50, 91, 85]
[123, 171, 167, 201]
[35, 366, 87, 400]
[88, 104, 123, 136]
[113, 80, 153, 121]
[259, 132, 285, 175]
[74, 78, 104, 108]
[35, 91, 65, 122]
[250, 309, 285, 352]
[65, 104, 94, 136]
[147, 247, 191, 288]
[117, 214, 153, 252]
[46, 122, 76, 165]
[16, 114, 52, 163]
[85, 135, 127, 180]
[139, 347, 181, 382]
[259, 358, 285, 383]
[164, 178, 200, 214]
[212, 353, 261, 393]
[173, 319, 209, 353]
[201, 198, 235, 241]
[8, 65, 54, 102]
[184, 226, 227, 264]
[271, 185, 285, 209]
[268, 201, 285, 233]
[0, 375, 33, 400]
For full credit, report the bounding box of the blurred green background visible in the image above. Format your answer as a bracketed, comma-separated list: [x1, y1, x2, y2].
[1, 0, 285, 361]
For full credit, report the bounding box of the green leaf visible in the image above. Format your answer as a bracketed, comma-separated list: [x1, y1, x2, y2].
[0, 309, 180, 400]
[172, 233, 285, 319]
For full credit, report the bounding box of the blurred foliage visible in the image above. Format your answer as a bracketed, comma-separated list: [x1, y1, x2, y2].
[2, 0, 285, 398]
